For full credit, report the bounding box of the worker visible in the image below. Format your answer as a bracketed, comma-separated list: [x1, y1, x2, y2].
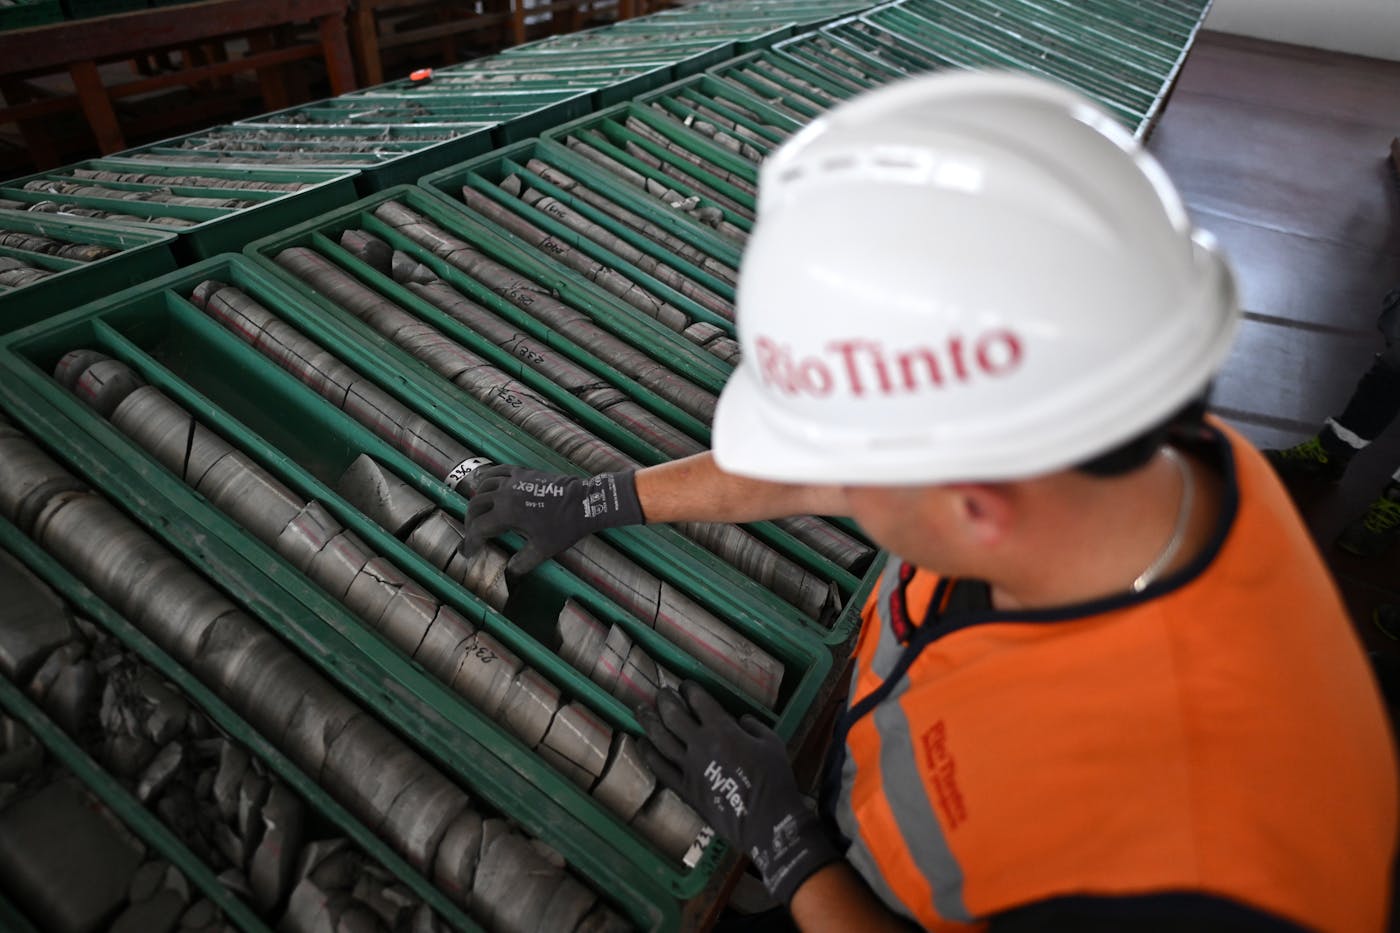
[457, 73, 1397, 931]
[1263, 287, 1400, 558]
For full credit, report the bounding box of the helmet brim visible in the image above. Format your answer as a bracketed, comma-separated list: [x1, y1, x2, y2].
[712, 361, 808, 483]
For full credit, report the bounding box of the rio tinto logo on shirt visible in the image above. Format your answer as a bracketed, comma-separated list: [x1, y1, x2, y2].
[754, 330, 1024, 397]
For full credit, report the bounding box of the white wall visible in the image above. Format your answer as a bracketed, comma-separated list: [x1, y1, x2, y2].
[1204, 0, 1400, 61]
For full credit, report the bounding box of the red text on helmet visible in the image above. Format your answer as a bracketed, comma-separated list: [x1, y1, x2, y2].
[755, 331, 1023, 397]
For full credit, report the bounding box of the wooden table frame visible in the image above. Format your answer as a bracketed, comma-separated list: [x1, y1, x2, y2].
[348, 0, 514, 88]
[347, 0, 652, 89]
[0, 0, 356, 166]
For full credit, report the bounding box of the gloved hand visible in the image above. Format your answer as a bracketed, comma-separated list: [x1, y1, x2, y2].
[639, 681, 839, 905]
[457, 464, 646, 577]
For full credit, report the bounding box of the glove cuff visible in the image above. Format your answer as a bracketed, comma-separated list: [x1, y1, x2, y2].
[583, 471, 646, 530]
[443, 456, 494, 495]
[755, 809, 842, 906]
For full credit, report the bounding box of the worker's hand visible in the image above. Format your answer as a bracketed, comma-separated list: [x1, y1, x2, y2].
[456, 464, 645, 577]
[639, 681, 839, 905]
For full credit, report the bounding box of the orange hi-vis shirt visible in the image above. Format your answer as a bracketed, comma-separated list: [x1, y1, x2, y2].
[827, 423, 1397, 931]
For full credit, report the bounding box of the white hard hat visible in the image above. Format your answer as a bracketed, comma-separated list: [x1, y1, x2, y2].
[712, 71, 1238, 485]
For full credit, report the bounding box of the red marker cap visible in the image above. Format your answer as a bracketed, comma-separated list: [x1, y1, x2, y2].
[410, 68, 433, 83]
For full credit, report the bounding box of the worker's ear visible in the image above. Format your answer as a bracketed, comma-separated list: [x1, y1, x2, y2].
[945, 483, 1016, 547]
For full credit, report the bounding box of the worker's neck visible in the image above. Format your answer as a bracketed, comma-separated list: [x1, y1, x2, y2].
[985, 447, 1222, 613]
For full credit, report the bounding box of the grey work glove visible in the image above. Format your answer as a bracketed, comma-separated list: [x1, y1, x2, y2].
[457, 464, 645, 577]
[639, 681, 839, 905]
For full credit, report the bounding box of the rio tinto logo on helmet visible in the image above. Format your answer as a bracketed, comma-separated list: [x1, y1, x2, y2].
[754, 331, 1024, 397]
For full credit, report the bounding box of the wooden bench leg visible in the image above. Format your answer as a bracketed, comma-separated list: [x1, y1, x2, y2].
[247, 29, 291, 111]
[317, 11, 358, 95]
[277, 24, 311, 102]
[207, 40, 233, 91]
[182, 43, 209, 91]
[349, 3, 382, 88]
[68, 59, 125, 155]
